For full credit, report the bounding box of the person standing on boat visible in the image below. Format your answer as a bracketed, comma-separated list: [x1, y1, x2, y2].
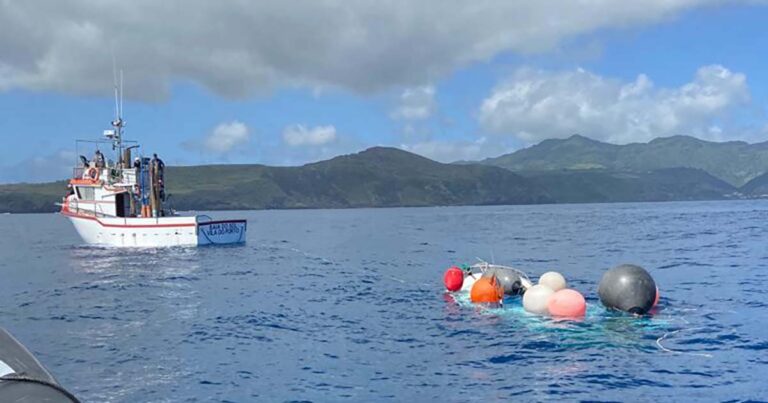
[94, 149, 105, 168]
[132, 157, 142, 216]
[133, 157, 141, 183]
[132, 184, 141, 217]
[151, 153, 166, 201]
[151, 154, 165, 174]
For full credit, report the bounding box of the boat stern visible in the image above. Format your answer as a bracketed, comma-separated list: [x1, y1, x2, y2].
[196, 217, 247, 245]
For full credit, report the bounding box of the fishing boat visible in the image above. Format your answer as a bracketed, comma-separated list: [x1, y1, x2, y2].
[59, 76, 246, 247]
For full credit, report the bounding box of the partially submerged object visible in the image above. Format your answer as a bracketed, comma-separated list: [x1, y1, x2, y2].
[0, 328, 78, 402]
[548, 289, 587, 317]
[470, 276, 504, 304]
[443, 260, 534, 305]
[522, 284, 556, 315]
[529, 271, 586, 317]
[442, 261, 659, 318]
[481, 266, 527, 296]
[539, 271, 567, 292]
[59, 77, 246, 247]
[598, 264, 658, 314]
[443, 266, 464, 292]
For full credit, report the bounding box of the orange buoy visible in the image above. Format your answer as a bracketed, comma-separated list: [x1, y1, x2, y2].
[443, 266, 464, 292]
[470, 276, 503, 304]
[547, 289, 587, 317]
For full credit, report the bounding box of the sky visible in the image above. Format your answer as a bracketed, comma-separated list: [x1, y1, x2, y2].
[1, 1, 768, 183]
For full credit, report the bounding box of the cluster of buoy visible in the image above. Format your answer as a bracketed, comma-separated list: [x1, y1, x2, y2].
[521, 272, 586, 317]
[443, 262, 660, 317]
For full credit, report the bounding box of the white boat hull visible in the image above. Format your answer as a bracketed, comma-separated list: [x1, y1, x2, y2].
[63, 212, 246, 247]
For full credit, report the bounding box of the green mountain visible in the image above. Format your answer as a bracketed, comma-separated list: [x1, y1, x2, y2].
[0, 144, 753, 214]
[0, 181, 66, 213]
[0, 147, 552, 213]
[740, 172, 768, 196]
[519, 168, 737, 203]
[168, 147, 551, 210]
[481, 134, 768, 187]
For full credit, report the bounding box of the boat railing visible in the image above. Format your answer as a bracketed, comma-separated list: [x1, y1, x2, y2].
[71, 165, 138, 186]
[67, 200, 114, 219]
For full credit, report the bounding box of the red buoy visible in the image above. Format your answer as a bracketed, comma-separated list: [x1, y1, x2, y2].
[443, 266, 464, 292]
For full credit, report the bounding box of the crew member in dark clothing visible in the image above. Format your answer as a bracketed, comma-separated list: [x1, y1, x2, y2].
[133, 157, 141, 187]
[94, 149, 105, 168]
[151, 154, 166, 201]
[151, 153, 165, 173]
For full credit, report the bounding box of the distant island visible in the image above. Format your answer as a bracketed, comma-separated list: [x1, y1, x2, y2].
[3, 134, 768, 213]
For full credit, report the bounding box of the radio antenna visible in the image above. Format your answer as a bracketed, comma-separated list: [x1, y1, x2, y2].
[110, 55, 125, 165]
[120, 70, 124, 120]
[112, 57, 119, 122]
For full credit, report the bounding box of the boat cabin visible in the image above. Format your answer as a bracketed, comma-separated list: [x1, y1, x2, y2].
[62, 141, 167, 219]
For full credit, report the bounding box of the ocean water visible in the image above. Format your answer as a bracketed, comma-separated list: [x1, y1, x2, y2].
[0, 201, 767, 402]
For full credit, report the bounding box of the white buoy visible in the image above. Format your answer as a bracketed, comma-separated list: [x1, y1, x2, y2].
[523, 284, 555, 315]
[539, 271, 567, 292]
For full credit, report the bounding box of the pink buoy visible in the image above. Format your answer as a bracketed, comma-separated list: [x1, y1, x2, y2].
[547, 289, 587, 317]
[653, 286, 660, 307]
[443, 266, 464, 292]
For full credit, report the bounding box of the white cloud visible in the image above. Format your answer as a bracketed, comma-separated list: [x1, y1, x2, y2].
[204, 121, 250, 153]
[282, 125, 337, 147]
[479, 65, 751, 144]
[0, 1, 741, 99]
[391, 86, 435, 120]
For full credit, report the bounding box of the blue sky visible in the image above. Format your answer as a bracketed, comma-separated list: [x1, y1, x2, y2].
[1, 1, 767, 183]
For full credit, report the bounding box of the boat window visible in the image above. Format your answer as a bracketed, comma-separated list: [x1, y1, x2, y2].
[76, 186, 96, 200]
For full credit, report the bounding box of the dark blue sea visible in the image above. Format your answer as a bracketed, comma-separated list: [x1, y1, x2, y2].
[1, 201, 767, 402]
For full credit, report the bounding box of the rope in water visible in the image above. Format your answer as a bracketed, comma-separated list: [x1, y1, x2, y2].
[655, 326, 713, 358]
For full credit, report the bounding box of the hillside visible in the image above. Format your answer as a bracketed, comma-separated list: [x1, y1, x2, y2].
[167, 147, 551, 210]
[519, 168, 737, 203]
[740, 172, 768, 196]
[0, 181, 66, 213]
[0, 145, 753, 214]
[0, 147, 551, 213]
[481, 134, 768, 187]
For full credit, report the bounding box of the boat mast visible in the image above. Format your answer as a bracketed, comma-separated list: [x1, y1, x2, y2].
[111, 69, 125, 167]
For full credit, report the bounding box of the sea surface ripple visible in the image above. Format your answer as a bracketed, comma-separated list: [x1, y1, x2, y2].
[0, 201, 766, 401]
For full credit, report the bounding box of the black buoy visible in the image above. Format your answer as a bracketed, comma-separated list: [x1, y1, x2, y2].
[482, 267, 524, 296]
[598, 264, 657, 314]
